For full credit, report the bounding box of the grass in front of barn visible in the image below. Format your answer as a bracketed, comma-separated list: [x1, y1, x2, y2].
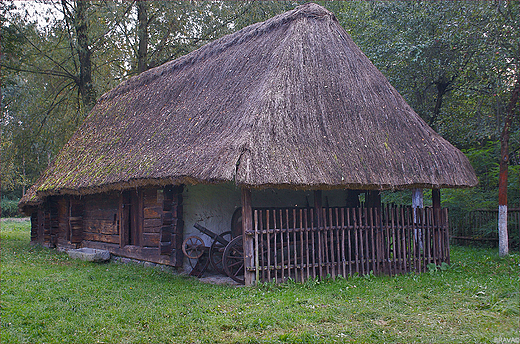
[1, 218, 518, 343]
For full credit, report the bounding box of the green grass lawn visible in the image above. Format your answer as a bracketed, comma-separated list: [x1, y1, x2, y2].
[1, 218, 518, 343]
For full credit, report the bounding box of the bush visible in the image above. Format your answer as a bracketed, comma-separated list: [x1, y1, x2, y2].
[1, 197, 21, 218]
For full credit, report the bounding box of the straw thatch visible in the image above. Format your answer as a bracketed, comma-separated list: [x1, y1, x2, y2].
[20, 3, 477, 208]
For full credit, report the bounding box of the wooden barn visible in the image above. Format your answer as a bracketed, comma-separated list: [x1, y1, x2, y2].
[19, 3, 477, 285]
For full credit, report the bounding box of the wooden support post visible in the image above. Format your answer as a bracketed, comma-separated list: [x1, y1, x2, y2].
[412, 188, 424, 222]
[432, 188, 441, 225]
[366, 190, 382, 272]
[412, 188, 424, 251]
[366, 190, 381, 210]
[345, 190, 361, 208]
[314, 190, 323, 278]
[432, 188, 440, 263]
[432, 188, 442, 264]
[314, 190, 323, 225]
[241, 187, 254, 285]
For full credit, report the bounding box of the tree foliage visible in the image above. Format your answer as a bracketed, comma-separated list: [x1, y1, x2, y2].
[333, 1, 518, 148]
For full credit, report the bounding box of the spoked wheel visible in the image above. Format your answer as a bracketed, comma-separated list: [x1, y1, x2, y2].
[188, 250, 210, 278]
[209, 231, 232, 274]
[182, 235, 205, 259]
[222, 235, 245, 285]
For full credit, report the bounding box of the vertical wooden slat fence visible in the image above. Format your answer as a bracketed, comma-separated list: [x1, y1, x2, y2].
[245, 205, 449, 283]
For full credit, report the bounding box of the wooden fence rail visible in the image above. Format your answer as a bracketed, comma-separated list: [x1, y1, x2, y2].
[245, 205, 449, 283]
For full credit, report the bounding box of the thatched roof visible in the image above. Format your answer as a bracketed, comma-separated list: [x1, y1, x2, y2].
[20, 3, 477, 208]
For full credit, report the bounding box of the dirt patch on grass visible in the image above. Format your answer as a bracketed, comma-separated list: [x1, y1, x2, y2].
[198, 273, 242, 286]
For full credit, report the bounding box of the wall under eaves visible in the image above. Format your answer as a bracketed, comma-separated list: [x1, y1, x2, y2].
[182, 182, 351, 248]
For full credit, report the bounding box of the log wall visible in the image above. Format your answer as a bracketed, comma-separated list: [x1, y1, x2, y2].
[83, 194, 120, 244]
[29, 185, 184, 267]
[30, 211, 38, 242]
[142, 188, 162, 248]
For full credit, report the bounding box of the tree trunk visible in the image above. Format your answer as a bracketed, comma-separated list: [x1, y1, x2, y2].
[136, 0, 148, 74]
[498, 81, 519, 257]
[22, 155, 26, 196]
[73, 0, 96, 113]
[430, 77, 452, 127]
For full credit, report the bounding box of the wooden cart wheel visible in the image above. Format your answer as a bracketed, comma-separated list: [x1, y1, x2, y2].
[222, 235, 245, 284]
[182, 235, 205, 259]
[209, 231, 232, 274]
[188, 250, 210, 278]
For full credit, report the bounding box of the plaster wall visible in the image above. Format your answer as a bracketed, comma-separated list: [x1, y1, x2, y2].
[182, 183, 241, 246]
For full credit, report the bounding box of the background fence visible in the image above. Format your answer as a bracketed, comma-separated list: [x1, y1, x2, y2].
[450, 208, 519, 249]
[245, 205, 449, 283]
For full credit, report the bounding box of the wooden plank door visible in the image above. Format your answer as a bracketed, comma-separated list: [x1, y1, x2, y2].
[121, 190, 143, 246]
